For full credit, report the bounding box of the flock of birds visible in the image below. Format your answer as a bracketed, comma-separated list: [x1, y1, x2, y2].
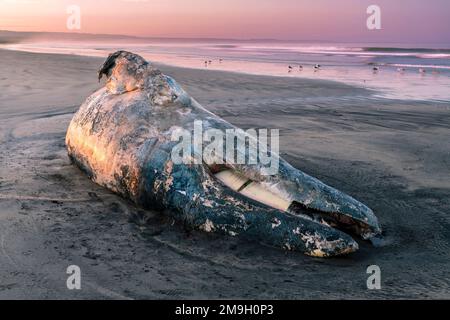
[288, 64, 439, 75]
[203, 59, 440, 75]
[371, 66, 438, 74]
[288, 64, 321, 72]
[204, 59, 223, 66]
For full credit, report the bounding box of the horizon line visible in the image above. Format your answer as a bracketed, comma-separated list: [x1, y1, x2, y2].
[1, 29, 449, 46]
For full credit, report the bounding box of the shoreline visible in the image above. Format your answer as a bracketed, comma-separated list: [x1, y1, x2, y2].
[0, 46, 375, 93]
[0, 49, 449, 299]
[4, 44, 450, 103]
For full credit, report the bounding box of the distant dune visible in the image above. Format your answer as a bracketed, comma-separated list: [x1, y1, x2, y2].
[0, 30, 286, 45]
[0, 30, 145, 44]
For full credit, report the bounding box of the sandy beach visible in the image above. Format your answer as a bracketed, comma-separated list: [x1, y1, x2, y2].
[0, 49, 449, 299]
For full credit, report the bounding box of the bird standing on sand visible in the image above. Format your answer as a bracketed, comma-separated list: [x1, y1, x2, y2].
[372, 67, 379, 73]
[299, 65, 303, 71]
[397, 68, 406, 73]
[314, 64, 321, 72]
[419, 68, 426, 74]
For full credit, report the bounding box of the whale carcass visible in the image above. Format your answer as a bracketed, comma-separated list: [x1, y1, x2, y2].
[66, 51, 382, 257]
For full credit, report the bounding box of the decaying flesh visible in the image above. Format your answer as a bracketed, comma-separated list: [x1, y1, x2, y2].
[66, 51, 382, 257]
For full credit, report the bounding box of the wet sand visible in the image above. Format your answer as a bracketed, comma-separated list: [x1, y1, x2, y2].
[0, 49, 449, 299]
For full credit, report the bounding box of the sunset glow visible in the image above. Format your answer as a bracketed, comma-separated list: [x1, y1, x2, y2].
[0, 0, 449, 43]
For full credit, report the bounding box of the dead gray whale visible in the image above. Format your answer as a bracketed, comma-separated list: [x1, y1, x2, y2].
[66, 51, 381, 257]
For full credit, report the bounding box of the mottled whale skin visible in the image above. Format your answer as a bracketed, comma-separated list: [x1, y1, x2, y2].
[66, 51, 381, 257]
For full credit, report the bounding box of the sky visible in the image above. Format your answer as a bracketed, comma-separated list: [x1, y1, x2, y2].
[0, 0, 449, 44]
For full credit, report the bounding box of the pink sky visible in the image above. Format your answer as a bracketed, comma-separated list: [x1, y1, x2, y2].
[1, 0, 449, 43]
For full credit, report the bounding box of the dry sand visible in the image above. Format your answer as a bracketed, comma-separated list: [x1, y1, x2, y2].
[0, 49, 449, 299]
